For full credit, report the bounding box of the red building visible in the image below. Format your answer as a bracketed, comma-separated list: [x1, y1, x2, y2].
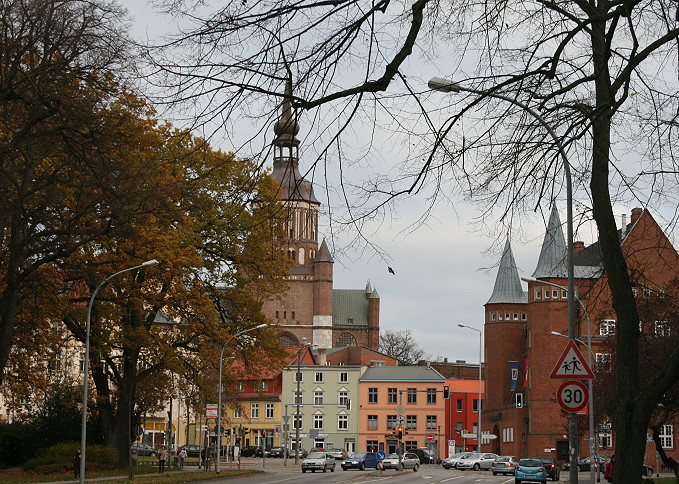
[482, 207, 678, 469]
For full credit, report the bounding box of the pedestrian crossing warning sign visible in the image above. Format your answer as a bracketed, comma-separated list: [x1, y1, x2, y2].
[550, 340, 595, 379]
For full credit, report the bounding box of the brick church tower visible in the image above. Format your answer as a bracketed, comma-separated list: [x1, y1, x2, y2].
[260, 80, 380, 353]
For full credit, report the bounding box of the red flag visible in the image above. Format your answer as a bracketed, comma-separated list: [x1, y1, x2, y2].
[523, 357, 529, 388]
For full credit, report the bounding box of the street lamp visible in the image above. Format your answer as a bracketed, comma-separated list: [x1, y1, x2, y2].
[430, 77, 578, 483]
[79, 259, 159, 484]
[529, 276, 599, 484]
[458, 324, 482, 451]
[294, 338, 315, 465]
[216, 323, 268, 473]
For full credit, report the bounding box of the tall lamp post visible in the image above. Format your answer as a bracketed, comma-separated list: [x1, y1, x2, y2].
[216, 323, 268, 473]
[526, 276, 599, 484]
[294, 338, 315, 464]
[430, 77, 578, 483]
[458, 324, 482, 451]
[79, 259, 159, 484]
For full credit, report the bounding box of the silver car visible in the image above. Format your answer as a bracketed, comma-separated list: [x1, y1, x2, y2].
[442, 452, 473, 469]
[457, 452, 500, 471]
[492, 456, 520, 475]
[301, 452, 336, 473]
[381, 452, 420, 471]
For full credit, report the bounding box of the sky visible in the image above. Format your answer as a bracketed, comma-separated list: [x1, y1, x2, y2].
[116, 0, 637, 364]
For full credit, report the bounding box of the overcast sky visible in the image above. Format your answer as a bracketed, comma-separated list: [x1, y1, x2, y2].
[117, 0, 638, 364]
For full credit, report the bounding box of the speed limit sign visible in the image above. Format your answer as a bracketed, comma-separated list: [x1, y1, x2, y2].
[557, 380, 589, 413]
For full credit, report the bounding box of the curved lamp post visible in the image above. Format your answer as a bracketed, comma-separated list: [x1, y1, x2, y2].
[80, 259, 159, 484]
[458, 324, 482, 451]
[216, 323, 268, 473]
[430, 77, 578, 483]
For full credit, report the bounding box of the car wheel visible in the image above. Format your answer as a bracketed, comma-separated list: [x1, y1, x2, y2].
[493, 472, 498, 475]
[343, 467, 347, 471]
[516, 480, 522, 484]
[323, 465, 327, 473]
[474, 463, 481, 471]
[360, 463, 365, 471]
[414, 464, 419, 472]
[302, 469, 306, 473]
[331, 464, 335, 472]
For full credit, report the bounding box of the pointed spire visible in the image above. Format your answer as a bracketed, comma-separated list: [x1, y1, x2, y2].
[532, 205, 568, 278]
[370, 289, 380, 299]
[273, 77, 300, 144]
[316, 238, 333, 262]
[365, 280, 373, 294]
[487, 239, 526, 304]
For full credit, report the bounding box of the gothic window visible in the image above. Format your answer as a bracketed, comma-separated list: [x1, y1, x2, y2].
[278, 333, 299, 348]
[337, 332, 357, 347]
[600, 319, 616, 336]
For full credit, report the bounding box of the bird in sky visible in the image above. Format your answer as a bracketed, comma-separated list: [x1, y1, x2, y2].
[388, 266, 395, 275]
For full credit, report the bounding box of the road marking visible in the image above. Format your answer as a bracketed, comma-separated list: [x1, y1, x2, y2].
[440, 477, 466, 482]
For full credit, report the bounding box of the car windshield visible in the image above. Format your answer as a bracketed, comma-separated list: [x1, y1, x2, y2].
[349, 452, 366, 459]
[520, 459, 543, 467]
[467, 453, 482, 459]
[308, 452, 325, 458]
[386, 453, 399, 458]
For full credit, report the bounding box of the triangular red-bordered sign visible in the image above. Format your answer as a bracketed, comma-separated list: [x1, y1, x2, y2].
[550, 340, 595, 379]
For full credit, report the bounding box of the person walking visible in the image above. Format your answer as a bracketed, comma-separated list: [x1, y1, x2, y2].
[604, 455, 615, 483]
[72, 449, 82, 480]
[158, 445, 167, 474]
[178, 448, 187, 469]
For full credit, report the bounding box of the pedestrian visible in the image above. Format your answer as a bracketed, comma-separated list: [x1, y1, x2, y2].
[158, 445, 167, 474]
[72, 448, 81, 480]
[178, 448, 187, 469]
[604, 455, 615, 483]
[200, 447, 207, 469]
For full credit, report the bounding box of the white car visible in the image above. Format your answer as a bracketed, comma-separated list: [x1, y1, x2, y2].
[457, 452, 500, 471]
[301, 452, 336, 473]
[381, 452, 420, 471]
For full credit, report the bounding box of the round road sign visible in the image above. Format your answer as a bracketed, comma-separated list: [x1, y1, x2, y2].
[557, 380, 589, 413]
[425, 433, 435, 441]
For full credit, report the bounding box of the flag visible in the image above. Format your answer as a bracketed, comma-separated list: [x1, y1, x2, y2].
[523, 357, 529, 388]
[509, 361, 519, 391]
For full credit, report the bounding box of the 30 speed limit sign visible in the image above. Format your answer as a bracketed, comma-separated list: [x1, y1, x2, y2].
[557, 380, 589, 413]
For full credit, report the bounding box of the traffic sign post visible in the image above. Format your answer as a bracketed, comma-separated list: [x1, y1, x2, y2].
[550, 340, 595, 379]
[557, 380, 589, 413]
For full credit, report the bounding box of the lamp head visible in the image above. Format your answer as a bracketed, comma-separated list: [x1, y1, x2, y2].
[521, 276, 538, 283]
[428, 77, 461, 93]
[142, 259, 159, 267]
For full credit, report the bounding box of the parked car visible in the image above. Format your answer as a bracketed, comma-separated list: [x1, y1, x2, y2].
[268, 447, 287, 458]
[341, 451, 381, 470]
[176, 444, 202, 458]
[442, 452, 474, 469]
[290, 448, 309, 459]
[301, 452, 336, 473]
[458, 452, 500, 471]
[563, 456, 605, 472]
[492, 456, 520, 475]
[410, 448, 441, 464]
[532, 457, 560, 480]
[381, 452, 420, 471]
[326, 448, 348, 460]
[131, 443, 157, 457]
[515, 458, 548, 484]
[253, 447, 270, 458]
[239, 446, 260, 457]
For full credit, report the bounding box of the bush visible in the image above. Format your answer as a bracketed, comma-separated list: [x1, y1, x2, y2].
[22, 441, 117, 474]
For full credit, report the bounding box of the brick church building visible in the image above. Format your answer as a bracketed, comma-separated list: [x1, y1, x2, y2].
[482, 206, 678, 466]
[260, 84, 381, 356]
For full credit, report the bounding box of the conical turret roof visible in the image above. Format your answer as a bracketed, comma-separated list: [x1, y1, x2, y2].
[486, 239, 526, 304]
[532, 205, 568, 278]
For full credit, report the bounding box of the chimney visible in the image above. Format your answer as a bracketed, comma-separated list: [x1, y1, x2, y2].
[573, 241, 585, 256]
[631, 207, 643, 224]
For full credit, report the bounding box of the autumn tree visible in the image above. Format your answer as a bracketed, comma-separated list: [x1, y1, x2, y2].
[143, 0, 679, 480]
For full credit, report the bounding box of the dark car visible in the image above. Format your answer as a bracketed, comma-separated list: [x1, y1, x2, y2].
[177, 444, 202, 458]
[131, 443, 157, 457]
[532, 457, 560, 480]
[410, 448, 441, 464]
[341, 451, 380, 470]
[268, 446, 287, 458]
[239, 446, 260, 457]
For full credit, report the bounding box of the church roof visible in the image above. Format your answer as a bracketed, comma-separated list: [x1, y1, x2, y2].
[532, 205, 569, 278]
[333, 289, 371, 326]
[486, 239, 527, 305]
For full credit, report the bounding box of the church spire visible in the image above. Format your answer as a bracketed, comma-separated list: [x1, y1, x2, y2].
[532, 205, 568, 278]
[487, 239, 526, 304]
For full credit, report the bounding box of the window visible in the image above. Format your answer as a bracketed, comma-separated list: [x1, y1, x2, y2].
[293, 413, 302, 429]
[315, 372, 324, 382]
[314, 390, 324, 406]
[339, 371, 349, 383]
[295, 371, 303, 382]
[368, 388, 378, 404]
[314, 414, 324, 429]
[427, 388, 437, 404]
[233, 407, 242, 418]
[644, 288, 652, 298]
[456, 399, 463, 412]
[405, 441, 417, 450]
[562, 289, 568, 299]
[237, 383, 245, 392]
[338, 414, 348, 430]
[503, 427, 515, 443]
[535, 289, 542, 300]
[491, 313, 496, 321]
[595, 353, 612, 370]
[338, 390, 349, 407]
[499, 313, 503, 320]
[659, 425, 674, 448]
[505, 312, 510, 319]
[406, 415, 417, 430]
[544, 290, 550, 299]
[294, 389, 303, 405]
[367, 415, 378, 431]
[266, 403, 274, 418]
[250, 403, 259, 419]
[600, 319, 616, 336]
[407, 388, 417, 404]
[255, 381, 269, 391]
[387, 415, 398, 430]
[655, 321, 671, 337]
[513, 313, 519, 320]
[427, 415, 437, 430]
[388, 388, 398, 404]
[552, 290, 559, 299]
[522, 313, 527, 321]
[366, 440, 379, 452]
[473, 399, 482, 413]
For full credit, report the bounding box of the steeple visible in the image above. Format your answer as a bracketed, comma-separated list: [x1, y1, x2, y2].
[487, 239, 526, 304]
[532, 205, 568, 278]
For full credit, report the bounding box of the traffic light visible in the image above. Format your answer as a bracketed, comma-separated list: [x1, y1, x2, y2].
[443, 385, 450, 399]
[261, 430, 267, 437]
[225, 428, 231, 436]
[397, 425, 403, 439]
[346, 398, 351, 410]
[516, 392, 524, 408]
